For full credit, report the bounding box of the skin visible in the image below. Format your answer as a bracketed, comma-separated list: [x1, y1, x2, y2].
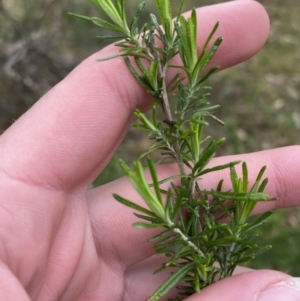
[0, 1, 299, 300]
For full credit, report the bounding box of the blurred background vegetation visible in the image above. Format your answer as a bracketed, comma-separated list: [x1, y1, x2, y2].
[1, 0, 299, 275]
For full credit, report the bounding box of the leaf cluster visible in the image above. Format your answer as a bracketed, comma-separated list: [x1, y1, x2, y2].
[69, 1, 274, 300]
[116, 156, 273, 300]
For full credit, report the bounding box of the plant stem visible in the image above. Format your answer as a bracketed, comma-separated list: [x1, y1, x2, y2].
[150, 33, 186, 178]
[188, 177, 197, 205]
[173, 227, 205, 258]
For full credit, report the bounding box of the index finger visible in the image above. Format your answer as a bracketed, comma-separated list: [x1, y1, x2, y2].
[0, 0, 270, 191]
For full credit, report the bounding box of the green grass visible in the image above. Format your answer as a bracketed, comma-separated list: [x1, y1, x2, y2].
[92, 155, 123, 186]
[249, 208, 300, 275]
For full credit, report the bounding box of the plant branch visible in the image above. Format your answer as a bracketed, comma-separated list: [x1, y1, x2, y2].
[150, 33, 186, 178]
[70, 1, 274, 299]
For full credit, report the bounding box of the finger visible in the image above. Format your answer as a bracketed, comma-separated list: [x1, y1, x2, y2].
[123, 257, 255, 300]
[88, 146, 300, 267]
[0, 262, 31, 301]
[184, 0, 270, 71]
[0, 0, 270, 191]
[196, 146, 300, 211]
[185, 270, 299, 301]
[125, 258, 297, 301]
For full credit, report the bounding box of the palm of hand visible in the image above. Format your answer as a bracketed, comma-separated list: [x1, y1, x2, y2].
[0, 2, 299, 301]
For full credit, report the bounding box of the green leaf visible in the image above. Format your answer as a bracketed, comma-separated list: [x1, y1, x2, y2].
[147, 157, 163, 205]
[236, 255, 255, 264]
[205, 190, 274, 202]
[177, 10, 198, 74]
[124, 57, 153, 93]
[174, 21, 186, 66]
[242, 211, 273, 233]
[133, 222, 166, 229]
[205, 236, 241, 246]
[176, 0, 187, 21]
[192, 138, 225, 175]
[130, 2, 146, 36]
[149, 60, 160, 90]
[237, 245, 272, 264]
[149, 174, 188, 187]
[153, 0, 173, 42]
[195, 161, 241, 177]
[155, 234, 179, 247]
[196, 66, 220, 86]
[134, 162, 166, 220]
[242, 162, 248, 192]
[250, 166, 267, 192]
[150, 14, 165, 42]
[67, 12, 93, 21]
[134, 109, 157, 132]
[89, 0, 128, 31]
[202, 22, 220, 52]
[250, 245, 272, 257]
[113, 194, 157, 217]
[148, 229, 172, 242]
[120, 159, 172, 225]
[192, 36, 223, 84]
[193, 224, 233, 239]
[117, 0, 127, 26]
[258, 178, 269, 193]
[134, 213, 162, 223]
[230, 165, 239, 192]
[190, 9, 198, 60]
[96, 35, 126, 39]
[148, 262, 194, 301]
[154, 240, 183, 253]
[164, 245, 190, 267]
[68, 12, 126, 34]
[171, 185, 188, 220]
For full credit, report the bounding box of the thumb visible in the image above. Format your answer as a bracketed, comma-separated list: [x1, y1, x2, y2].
[186, 270, 300, 301]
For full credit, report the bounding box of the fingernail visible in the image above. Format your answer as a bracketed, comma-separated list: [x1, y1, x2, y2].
[256, 278, 300, 301]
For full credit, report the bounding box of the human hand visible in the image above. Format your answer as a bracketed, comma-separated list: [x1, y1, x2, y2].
[0, 1, 300, 300]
